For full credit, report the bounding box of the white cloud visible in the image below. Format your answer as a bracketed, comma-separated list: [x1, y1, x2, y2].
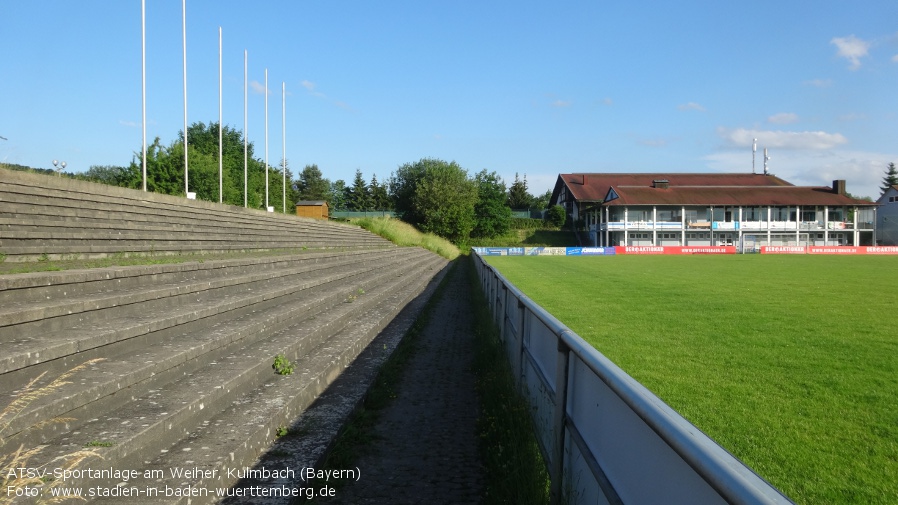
[638, 137, 669, 148]
[892, 54, 898, 63]
[249, 80, 270, 95]
[718, 127, 848, 150]
[678, 102, 705, 112]
[768, 112, 799, 125]
[831, 35, 870, 70]
[704, 149, 895, 200]
[804, 78, 832, 88]
[119, 120, 138, 128]
[551, 99, 572, 108]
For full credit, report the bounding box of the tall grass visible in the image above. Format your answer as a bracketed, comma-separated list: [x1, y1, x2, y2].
[1, 360, 105, 504]
[352, 217, 460, 260]
[485, 255, 898, 504]
[467, 257, 551, 504]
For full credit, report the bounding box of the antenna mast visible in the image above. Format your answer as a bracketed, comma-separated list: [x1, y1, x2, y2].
[752, 138, 757, 174]
[763, 148, 770, 175]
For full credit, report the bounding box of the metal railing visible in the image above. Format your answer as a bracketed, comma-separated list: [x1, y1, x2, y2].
[472, 251, 793, 505]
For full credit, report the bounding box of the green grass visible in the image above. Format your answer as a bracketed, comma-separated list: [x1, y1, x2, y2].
[465, 229, 576, 247]
[352, 217, 460, 260]
[468, 257, 551, 504]
[485, 255, 898, 505]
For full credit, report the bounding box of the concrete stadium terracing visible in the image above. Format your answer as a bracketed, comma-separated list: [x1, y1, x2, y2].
[0, 169, 449, 503]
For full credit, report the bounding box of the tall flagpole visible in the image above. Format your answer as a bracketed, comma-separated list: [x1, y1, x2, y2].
[243, 50, 247, 208]
[282, 81, 286, 214]
[182, 0, 188, 196]
[141, 0, 147, 191]
[218, 26, 223, 203]
[265, 68, 269, 210]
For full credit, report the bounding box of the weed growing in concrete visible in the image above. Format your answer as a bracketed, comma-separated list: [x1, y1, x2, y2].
[0, 359, 105, 504]
[272, 354, 295, 376]
[0, 252, 6, 263]
[276, 426, 289, 437]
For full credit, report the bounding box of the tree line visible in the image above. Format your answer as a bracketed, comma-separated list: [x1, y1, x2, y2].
[2, 121, 556, 242]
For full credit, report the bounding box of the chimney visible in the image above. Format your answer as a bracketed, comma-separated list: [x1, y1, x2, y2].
[833, 180, 846, 195]
[652, 179, 670, 189]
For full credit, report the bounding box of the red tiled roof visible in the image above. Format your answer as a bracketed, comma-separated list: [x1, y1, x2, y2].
[556, 173, 793, 202]
[553, 173, 874, 207]
[606, 185, 876, 207]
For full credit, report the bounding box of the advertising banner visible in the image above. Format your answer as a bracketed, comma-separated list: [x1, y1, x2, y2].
[614, 246, 736, 255]
[566, 247, 616, 256]
[763, 246, 898, 254]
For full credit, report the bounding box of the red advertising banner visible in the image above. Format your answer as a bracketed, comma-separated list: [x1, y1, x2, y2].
[761, 246, 806, 254]
[763, 246, 898, 255]
[614, 246, 736, 255]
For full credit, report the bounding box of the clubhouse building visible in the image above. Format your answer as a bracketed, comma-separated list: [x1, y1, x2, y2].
[549, 173, 877, 250]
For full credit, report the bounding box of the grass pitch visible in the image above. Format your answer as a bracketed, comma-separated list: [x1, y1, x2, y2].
[485, 255, 898, 505]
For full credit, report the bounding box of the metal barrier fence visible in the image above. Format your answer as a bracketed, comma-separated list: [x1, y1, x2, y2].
[472, 251, 793, 505]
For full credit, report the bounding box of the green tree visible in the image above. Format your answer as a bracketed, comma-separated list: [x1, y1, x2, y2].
[547, 205, 566, 228]
[81, 164, 140, 188]
[296, 164, 331, 201]
[881, 162, 898, 194]
[369, 174, 391, 210]
[390, 160, 429, 224]
[533, 189, 552, 210]
[507, 173, 533, 209]
[347, 169, 371, 211]
[329, 180, 347, 211]
[410, 159, 478, 242]
[472, 170, 512, 238]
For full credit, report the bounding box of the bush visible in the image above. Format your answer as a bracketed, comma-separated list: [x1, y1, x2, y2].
[546, 205, 566, 228]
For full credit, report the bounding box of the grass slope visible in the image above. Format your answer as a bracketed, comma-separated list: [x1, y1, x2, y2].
[485, 255, 898, 505]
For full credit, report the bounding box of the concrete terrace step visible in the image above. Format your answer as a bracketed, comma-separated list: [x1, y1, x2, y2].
[0, 249, 438, 447]
[0, 170, 392, 261]
[20, 253, 448, 501]
[0, 249, 405, 331]
[94, 267, 444, 505]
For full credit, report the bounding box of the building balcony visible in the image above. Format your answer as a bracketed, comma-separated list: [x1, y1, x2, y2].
[601, 220, 865, 232]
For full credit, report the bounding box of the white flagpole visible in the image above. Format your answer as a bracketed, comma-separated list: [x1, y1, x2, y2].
[141, 0, 147, 191]
[218, 26, 223, 203]
[243, 50, 247, 208]
[182, 0, 188, 196]
[265, 68, 269, 210]
[282, 81, 286, 214]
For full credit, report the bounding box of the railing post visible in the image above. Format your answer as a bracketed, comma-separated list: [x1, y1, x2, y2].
[550, 336, 571, 505]
[516, 299, 527, 391]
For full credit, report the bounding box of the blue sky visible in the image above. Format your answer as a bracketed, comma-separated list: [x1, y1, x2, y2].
[2, 1, 896, 199]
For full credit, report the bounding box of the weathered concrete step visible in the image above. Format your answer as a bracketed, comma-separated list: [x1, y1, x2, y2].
[0, 247, 425, 377]
[0, 186, 385, 242]
[0, 250, 441, 448]
[93, 260, 447, 505]
[26, 253, 447, 497]
[0, 215, 389, 241]
[0, 248, 405, 328]
[0, 242, 389, 263]
[0, 207, 389, 249]
[0, 224, 389, 244]
[0, 249, 388, 305]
